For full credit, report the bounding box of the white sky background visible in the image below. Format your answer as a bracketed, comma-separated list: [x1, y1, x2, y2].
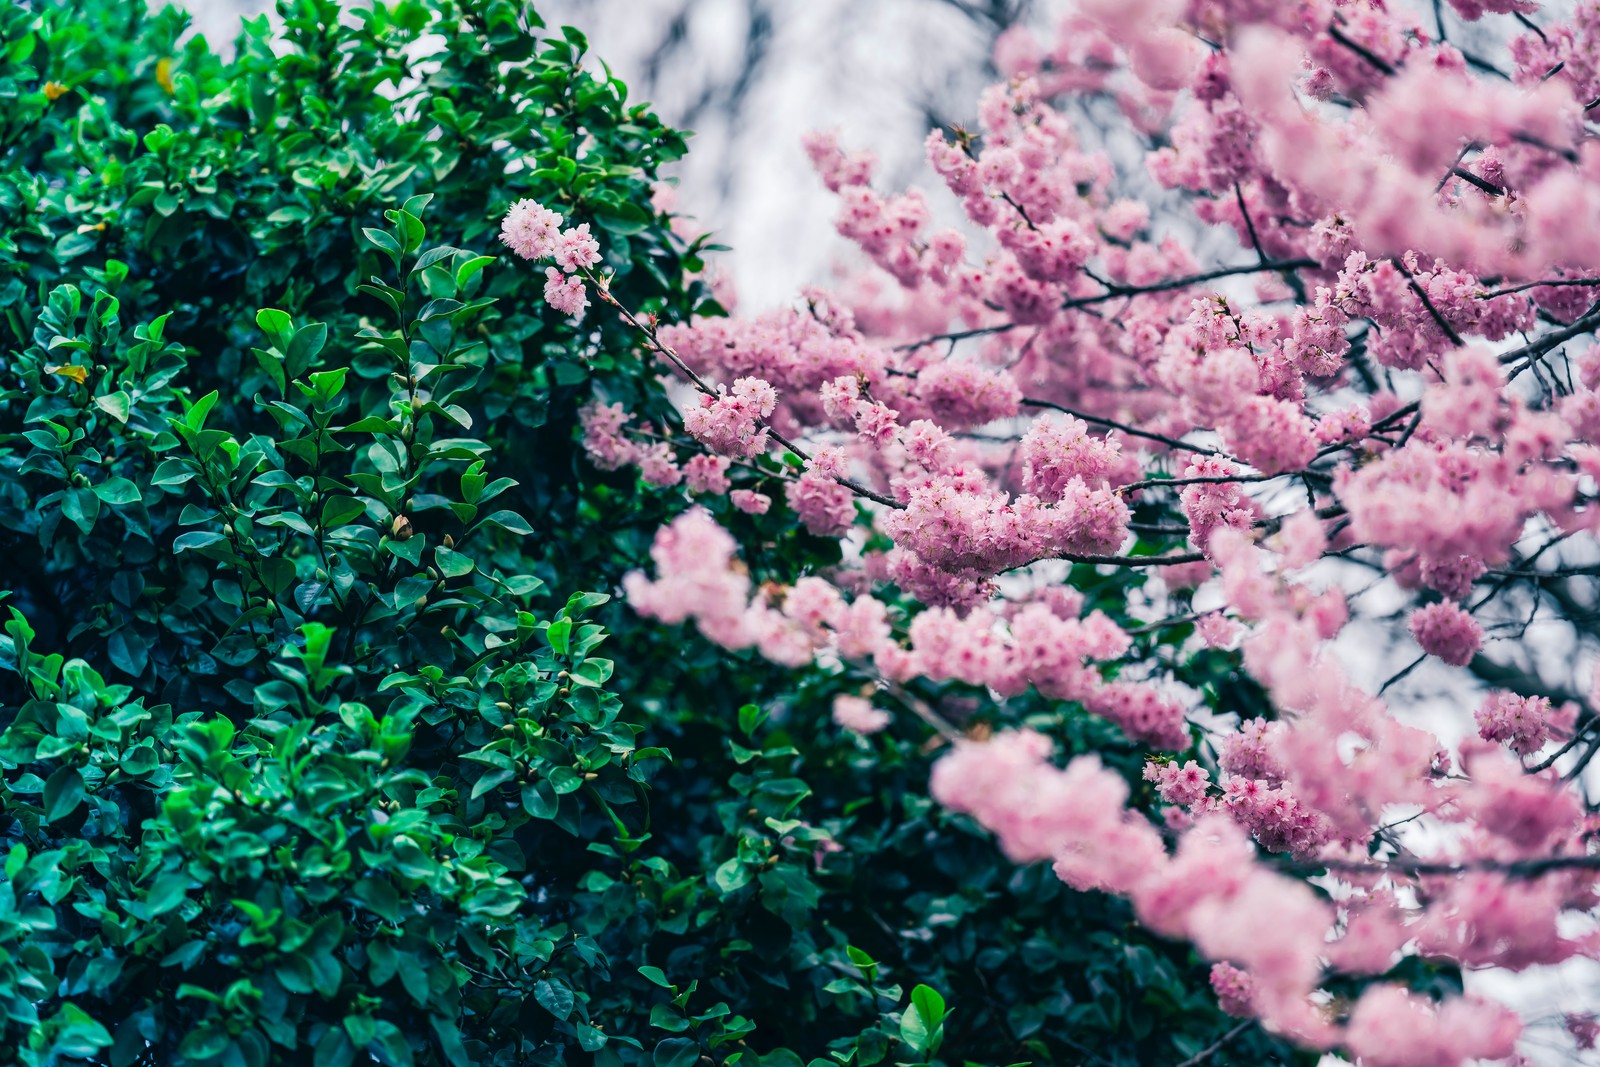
[169, 0, 1600, 1061]
[534, 0, 1011, 307]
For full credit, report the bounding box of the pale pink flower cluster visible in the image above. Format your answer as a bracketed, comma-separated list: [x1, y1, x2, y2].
[1144, 751, 1331, 856]
[1217, 776, 1332, 857]
[1474, 691, 1562, 756]
[499, 198, 562, 260]
[542, 270, 588, 318]
[682, 377, 777, 457]
[1144, 758, 1209, 806]
[933, 731, 1403, 1047]
[1178, 457, 1258, 553]
[627, 513, 1188, 749]
[1344, 987, 1520, 1067]
[1020, 415, 1137, 497]
[1408, 601, 1485, 667]
[881, 470, 1129, 590]
[832, 694, 891, 736]
[500, 198, 598, 318]
[1209, 962, 1255, 1018]
[730, 489, 770, 515]
[786, 448, 857, 537]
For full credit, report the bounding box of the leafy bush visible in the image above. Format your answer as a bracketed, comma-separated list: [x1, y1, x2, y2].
[0, 2, 1312, 1066]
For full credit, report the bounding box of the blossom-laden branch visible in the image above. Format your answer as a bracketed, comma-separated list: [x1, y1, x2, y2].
[499, 2, 1600, 1062]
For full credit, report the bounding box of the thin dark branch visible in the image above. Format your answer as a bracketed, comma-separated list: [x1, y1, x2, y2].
[1020, 397, 1222, 456]
[1327, 24, 1395, 75]
[1289, 852, 1600, 879]
[1448, 166, 1505, 197]
[1174, 1020, 1255, 1067]
[1395, 258, 1464, 348]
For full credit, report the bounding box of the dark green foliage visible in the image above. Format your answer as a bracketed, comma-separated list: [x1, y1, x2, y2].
[0, 2, 1318, 1066]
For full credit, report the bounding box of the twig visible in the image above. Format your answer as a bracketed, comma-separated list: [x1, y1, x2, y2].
[1395, 258, 1464, 347]
[1234, 182, 1268, 267]
[1327, 24, 1396, 76]
[1174, 1020, 1254, 1067]
[1119, 472, 1278, 494]
[1068, 259, 1318, 312]
[1481, 276, 1600, 299]
[1288, 852, 1600, 879]
[882, 681, 961, 743]
[1020, 397, 1222, 456]
[1447, 166, 1505, 197]
[1055, 550, 1208, 568]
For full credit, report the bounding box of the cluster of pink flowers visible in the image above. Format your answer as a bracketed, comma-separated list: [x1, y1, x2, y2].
[626, 512, 1190, 748]
[1144, 755, 1331, 856]
[500, 198, 599, 317]
[1209, 962, 1255, 1018]
[683, 377, 777, 457]
[1408, 601, 1485, 667]
[831, 694, 891, 736]
[934, 728, 1517, 1051]
[525, 1, 1600, 1061]
[1475, 691, 1567, 756]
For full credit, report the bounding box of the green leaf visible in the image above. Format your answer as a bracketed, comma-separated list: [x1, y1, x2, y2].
[522, 780, 558, 819]
[183, 390, 220, 431]
[575, 1024, 607, 1052]
[106, 629, 149, 676]
[50, 1004, 112, 1058]
[653, 1039, 699, 1067]
[174, 531, 227, 553]
[94, 391, 131, 423]
[900, 986, 946, 1056]
[911, 985, 946, 1030]
[545, 617, 572, 655]
[92, 478, 141, 506]
[478, 510, 534, 536]
[534, 978, 575, 1021]
[570, 658, 612, 687]
[638, 966, 673, 989]
[179, 1025, 230, 1061]
[370, 1021, 414, 1067]
[428, 1015, 469, 1067]
[42, 766, 85, 823]
[738, 704, 766, 736]
[314, 1026, 356, 1067]
[364, 228, 402, 265]
[455, 255, 495, 289]
[712, 857, 751, 894]
[649, 1004, 689, 1032]
[120, 745, 159, 777]
[395, 210, 425, 255]
[256, 308, 293, 350]
[61, 487, 99, 534]
[321, 496, 368, 527]
[433, 547, 475, 578]
[145, 873, 190, 916]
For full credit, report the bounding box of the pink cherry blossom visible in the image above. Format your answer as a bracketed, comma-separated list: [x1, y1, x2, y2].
[832, 694, 891, 735]
[542, 266, 588, 318]
[500, 198, 563, 260]
[1409, 601, 1485, 667]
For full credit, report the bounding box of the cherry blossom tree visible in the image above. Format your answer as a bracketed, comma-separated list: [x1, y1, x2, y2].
[509, 1, 1600, 1062]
